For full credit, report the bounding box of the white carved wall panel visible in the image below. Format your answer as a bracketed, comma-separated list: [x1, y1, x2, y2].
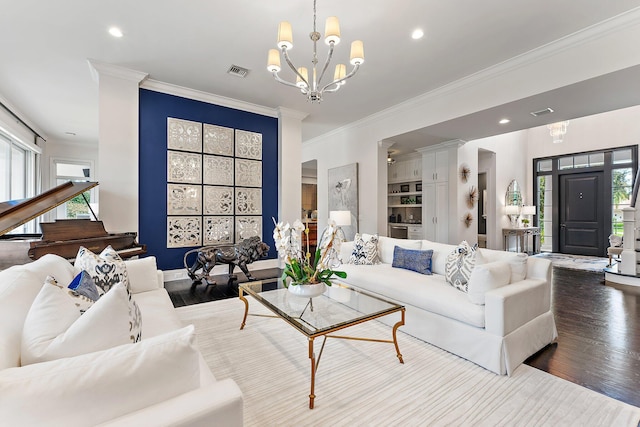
[235, 130, 262, 160]
[167, 151, 202, 184]
[167, 216, 202, 248]
[167, 118, 202, 152]
[235, 216, 262, 242]
[203, 124, 234, 156]
[167, 184, 201, 215]
[204, 186, 234, 215]
[203, 155, 234, 186]
[203, 216, 233, 245]
[235, 188, 262, 215]
[235, 159, 262, 187]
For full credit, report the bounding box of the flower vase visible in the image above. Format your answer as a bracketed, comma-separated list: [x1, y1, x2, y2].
[287, 282, 327, 298]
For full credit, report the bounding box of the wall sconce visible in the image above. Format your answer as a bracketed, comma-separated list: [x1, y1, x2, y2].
[505, 205, 521, 227]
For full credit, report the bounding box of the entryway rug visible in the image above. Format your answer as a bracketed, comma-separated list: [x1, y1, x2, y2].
[176, 298, 640, 426]
[532, 252, 610, 272]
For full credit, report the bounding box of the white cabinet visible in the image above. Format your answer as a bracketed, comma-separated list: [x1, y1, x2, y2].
[389, 157, 422, 183]
[423, 150, 448, 183]
[407, 225, 422, 239]
[423, 181, 449, 242]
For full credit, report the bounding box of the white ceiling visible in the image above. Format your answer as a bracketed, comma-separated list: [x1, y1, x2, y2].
[2, 1, 640, 151]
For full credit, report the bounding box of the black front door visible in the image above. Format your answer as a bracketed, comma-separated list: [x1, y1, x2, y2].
[559, 172, 605, 256]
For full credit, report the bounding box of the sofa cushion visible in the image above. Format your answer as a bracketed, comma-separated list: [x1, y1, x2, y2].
[349, 233, 380, 265]
[132, 288, 185, 338]
[125, 256, 161, 293]
[68, 270, 101, 302]
[74, 245, 129, 294]
[467, 261, 511, 305]
[392, 246, 433, 275]
[21, 282, 142, 365]
[0, 325, 201, 427]
[378, 236, 422, 264]
[445, 241, 478, 292]
[508, 253, 528, 282]
[340, 263, 485, 327]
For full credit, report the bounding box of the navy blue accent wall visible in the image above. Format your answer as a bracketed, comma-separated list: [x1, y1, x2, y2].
[139, 89, 278, 270]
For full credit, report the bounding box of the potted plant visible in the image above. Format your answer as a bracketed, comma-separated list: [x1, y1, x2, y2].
[272, 218, 347, 297]
[521, 218, 530, 227]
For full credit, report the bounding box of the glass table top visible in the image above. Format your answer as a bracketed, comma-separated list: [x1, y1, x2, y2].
[239, 279, 404, 337]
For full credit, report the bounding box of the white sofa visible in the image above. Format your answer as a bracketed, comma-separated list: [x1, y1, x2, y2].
[0, 254, 243, 426]
[338, 236, 557, 375]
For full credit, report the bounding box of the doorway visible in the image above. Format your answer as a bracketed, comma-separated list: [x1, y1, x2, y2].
[559, 171, 605, 256]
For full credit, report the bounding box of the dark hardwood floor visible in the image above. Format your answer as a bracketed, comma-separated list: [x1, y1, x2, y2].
[166, 265, 640, 408]
[526, 267, 640, 408]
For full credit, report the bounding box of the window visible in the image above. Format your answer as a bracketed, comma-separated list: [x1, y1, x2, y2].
[537, 175, 552, 252]
[612, 167, 632, 236]
[53, 159, 96, 220]
[0, 130, 36, 233]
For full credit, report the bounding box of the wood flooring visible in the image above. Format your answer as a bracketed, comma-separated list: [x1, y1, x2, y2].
[166, 265, 640, 408]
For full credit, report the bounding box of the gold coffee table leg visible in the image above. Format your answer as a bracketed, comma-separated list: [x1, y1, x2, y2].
[308, 337, 316, 409]
[239, 289, 249, 330]
[392, 308, 405, 364]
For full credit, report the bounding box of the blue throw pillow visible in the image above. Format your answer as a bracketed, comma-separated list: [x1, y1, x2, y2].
[68, 271, 100, 301]
[392, 246, 433, 275]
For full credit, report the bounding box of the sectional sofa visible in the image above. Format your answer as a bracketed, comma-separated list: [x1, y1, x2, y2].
[338, 235, 557, 375]
[0, 254, 243, 426]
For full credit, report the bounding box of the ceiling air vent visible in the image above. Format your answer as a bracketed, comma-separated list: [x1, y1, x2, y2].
[227, 65, 249, 78]
[530, 107, 554, 117]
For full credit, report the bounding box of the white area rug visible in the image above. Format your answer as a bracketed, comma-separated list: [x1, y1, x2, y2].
[176, 298, 640, 426]
[532, 253, 610, 272]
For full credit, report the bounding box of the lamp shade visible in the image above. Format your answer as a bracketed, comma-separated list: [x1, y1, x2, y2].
[504, 205, 520, 215]
[277, 21, 293, 50]
[350, 40, 364, 65]
[324, 16, 341, 45]
[267, 49, 281, 73]
[296, 67, 308, 88]
[330, 210, 351, 226]
[522, 205, 537, 215]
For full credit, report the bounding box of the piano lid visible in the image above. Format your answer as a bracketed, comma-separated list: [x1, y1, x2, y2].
[0, 181, 98, 236]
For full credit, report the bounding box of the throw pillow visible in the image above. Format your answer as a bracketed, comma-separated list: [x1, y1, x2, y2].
[1, 326, 200, 426]
[392, 246, 433, 275]
[349, 233, 380, 265]
[445, 240, 478, 292]
[467, 261, 511, 305]
[508, 253, 528, 283]
[74, 245, 129, 294]
[68, 270, 101, 301]
[21, 282, 142, 365]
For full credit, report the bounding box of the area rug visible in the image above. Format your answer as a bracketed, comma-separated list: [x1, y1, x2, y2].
[532, 252, 610, 272]
[176, 298, 640, 426]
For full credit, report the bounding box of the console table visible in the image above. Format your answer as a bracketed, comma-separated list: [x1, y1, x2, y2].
[503, 227, 540, 254]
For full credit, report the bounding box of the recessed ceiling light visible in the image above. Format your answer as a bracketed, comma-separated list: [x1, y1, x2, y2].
[499, 118, 510, 124]
[411, 29, 424, 40]
[108, 27, 123, 38]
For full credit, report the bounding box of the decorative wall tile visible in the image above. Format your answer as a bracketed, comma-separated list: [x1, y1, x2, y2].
[168, 151, 202, 184]
[167, 184, 201, 215]
[203, 155, 234, 186]
[203, 216, 233, 245]
[235, 130, 262, 160]
[204, 186, 234, 215]
[235, 158, 262, 187]
[235, 188, 262, 215]
[203, 124, 234, 156]
[167, 118, 202, 152]
[167, 216, 201, 248]
[235, 216, 262, 242]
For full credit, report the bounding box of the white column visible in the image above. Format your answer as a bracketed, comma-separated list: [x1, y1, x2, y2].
[277, 107, 308, 224]
[621, 206, 636, 275]
[378, 141, 393, 235]
[88, 60, 148, 233]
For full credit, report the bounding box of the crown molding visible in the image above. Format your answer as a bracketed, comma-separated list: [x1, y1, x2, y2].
[87, 59, 149, 84]
[141, 79, 278, 118]
[415, 139, 466, 153]
[277, 106, 308, 121]
[304, 7, 640, 145]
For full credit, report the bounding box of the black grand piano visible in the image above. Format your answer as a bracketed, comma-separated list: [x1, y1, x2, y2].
[0, 181, 146, 269]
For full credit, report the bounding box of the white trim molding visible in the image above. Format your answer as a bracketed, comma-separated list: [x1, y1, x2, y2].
[87, 59, 149, 84]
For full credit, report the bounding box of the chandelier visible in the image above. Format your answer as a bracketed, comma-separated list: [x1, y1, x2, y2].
[548, 121, 569, 144]
[266, 0, 364, 103]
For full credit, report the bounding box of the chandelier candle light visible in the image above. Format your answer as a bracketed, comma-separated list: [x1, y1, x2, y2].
[267, 0, 364, 102]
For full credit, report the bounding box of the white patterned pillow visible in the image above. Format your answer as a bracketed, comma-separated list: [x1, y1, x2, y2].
[349, 233, 380, 265]
[445, 240, 478, 292]
[74, 246, 129, 294]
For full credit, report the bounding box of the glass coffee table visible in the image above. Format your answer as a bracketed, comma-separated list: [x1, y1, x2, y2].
[238, 279, 405, 409]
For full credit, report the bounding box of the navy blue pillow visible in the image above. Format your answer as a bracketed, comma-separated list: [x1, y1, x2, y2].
[68, 271, 100, 301]
[392, 246, 433, 275]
